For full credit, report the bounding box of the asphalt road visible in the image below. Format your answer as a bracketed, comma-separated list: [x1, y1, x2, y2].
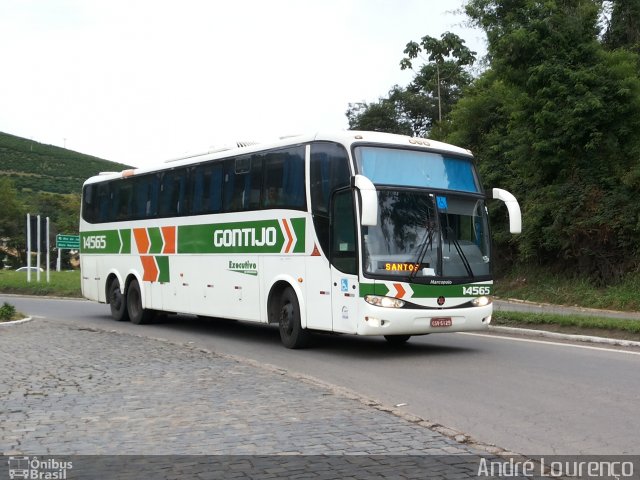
[3, 294, 639, 456]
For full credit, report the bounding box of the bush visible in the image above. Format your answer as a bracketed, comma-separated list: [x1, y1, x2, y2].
[0, 302, 16, 321]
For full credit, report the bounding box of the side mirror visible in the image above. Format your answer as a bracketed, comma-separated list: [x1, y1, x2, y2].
[490, 188, 522, 234]
[352, 175, 378, 226]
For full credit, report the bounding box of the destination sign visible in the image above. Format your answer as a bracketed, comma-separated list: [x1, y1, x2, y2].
[378, 261, 428, 272]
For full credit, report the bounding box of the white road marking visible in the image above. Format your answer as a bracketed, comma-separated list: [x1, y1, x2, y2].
[458, 332, 640, 356]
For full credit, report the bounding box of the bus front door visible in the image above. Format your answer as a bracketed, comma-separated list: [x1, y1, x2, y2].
[330, 190, 359, 334]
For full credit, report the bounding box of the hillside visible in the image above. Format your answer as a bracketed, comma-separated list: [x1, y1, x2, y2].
[0, 131, 131, 195]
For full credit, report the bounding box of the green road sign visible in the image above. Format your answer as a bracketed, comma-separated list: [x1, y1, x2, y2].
[56, 234, 80, 249]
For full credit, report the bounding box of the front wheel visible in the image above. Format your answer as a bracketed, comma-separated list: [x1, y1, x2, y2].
[278, 287, 311, 349]
[108, 279, 129, 322]
[126, 279, 155, 325]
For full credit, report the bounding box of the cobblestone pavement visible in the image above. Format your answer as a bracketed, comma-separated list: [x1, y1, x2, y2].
[0, 319, 504, 478]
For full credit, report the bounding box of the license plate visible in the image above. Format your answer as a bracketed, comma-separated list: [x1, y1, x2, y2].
[431, 317, 453, 327]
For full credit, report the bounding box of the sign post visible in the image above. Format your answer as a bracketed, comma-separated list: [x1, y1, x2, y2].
[26, 214, 31, 283]
[56, 235, 80, 272]
[46, 217, 50, 282]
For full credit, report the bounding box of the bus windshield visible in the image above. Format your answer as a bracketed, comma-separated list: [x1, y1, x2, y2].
[354, 146, 479, 193]
[362, 190, 491, 280]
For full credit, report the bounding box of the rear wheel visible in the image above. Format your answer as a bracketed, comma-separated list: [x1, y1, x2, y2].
[384, 334, 411, 345]
[108, 278, 129, 322]
[278, 287, 310, 349]
[126, 279, 155, 325]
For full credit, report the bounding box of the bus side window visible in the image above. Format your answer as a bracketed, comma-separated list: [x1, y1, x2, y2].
[96, 183, 109, 223]
[222, 158, 236, 211]
[191, 163, 223, 215]
[310, 142, 351, 256]
[82, 185, 95, 223]
[159, 169, 186, 217]
[331, 189, 357, 275]
[116, 181, 134, 220]
[191, 166, 205, 215]
[225, 155, 262, 211]
[209, 165, 223, 212]
[262, 146, 306, 210]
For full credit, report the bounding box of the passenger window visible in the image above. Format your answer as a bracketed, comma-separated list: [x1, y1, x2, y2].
[262, 146, 306, 210]
[224, 155, 262, 211]
[192, 164, 223, 215]
[159, 169, 186, 216]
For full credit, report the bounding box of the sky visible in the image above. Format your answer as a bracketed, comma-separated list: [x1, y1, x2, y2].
[0, 0, 486, 168]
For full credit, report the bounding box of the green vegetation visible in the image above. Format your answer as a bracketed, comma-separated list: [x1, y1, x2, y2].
[0, 131, 130, 268]
[0, 302, 17, 321]
[348, 0, 640, 285]
[0, 131, 130, 195]
[493, 311, 640, 341]
[0, 270, 81, 297]
[495, 266, 640, 312]
[494, 311, 640, 334]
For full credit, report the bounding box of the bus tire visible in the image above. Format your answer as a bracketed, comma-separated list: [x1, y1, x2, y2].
[278, 287, 310, 349]
[126, 279, 154, 325]
[384, 334, 411, 345]
[108, 278, 129, 322]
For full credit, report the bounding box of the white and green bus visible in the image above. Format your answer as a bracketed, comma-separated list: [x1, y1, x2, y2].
[80, 131, 521, 348]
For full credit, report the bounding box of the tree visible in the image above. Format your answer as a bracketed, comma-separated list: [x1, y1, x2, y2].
[346, 88, 415, 135]
[603, 0, 640, 52]
[448, 0, 640, 282]
[347, 32, 476, 137]
[346, 86, 433, 136]
[0, 178, 24, 240]
[401, 32, 476, 123]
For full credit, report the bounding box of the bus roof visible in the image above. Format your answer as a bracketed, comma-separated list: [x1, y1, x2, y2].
[83, 131, 473, 186]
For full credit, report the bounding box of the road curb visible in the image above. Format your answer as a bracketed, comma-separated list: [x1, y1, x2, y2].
[490, 325, 640, 348]
[0, 316, 33, 326]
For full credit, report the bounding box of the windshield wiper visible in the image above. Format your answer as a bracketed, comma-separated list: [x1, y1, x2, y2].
[410, 222, 435, 280]
[445, 226, 474, 279]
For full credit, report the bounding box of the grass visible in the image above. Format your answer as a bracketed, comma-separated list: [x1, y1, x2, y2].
[493, 311, 640, 342]
[0, 269, 81, 297]
[494, 266, 640, 312]
[494, 311, 640, 334]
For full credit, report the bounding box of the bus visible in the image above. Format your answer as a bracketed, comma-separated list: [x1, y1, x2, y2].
[80, 131, 521, 348]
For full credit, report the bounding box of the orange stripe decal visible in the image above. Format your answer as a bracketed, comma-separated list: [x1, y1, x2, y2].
[393, 283, 406, 299]
[161, 226, 176, 254]
[282, 219, 294, 253]
[133, 228, 150, 254]
[140, 256, 158, 282]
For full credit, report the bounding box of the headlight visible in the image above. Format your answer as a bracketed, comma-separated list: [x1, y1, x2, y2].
[365, 295, 405, 308]
[471, 296, 492, 307]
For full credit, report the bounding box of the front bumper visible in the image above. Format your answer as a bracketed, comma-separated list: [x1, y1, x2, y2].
[357, 300, 492, 336]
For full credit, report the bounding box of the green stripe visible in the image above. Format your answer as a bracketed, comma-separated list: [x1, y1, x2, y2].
[80, 230, 122, 254]
[156, 256, 170, 283]
[119, 229, 131, 254]
[148, 227, 163, 254]
[359, 282, 492, 298]
[291, 218, 306, 253]
[178, 218, 306, 254]
[359, 283, 389, 297]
